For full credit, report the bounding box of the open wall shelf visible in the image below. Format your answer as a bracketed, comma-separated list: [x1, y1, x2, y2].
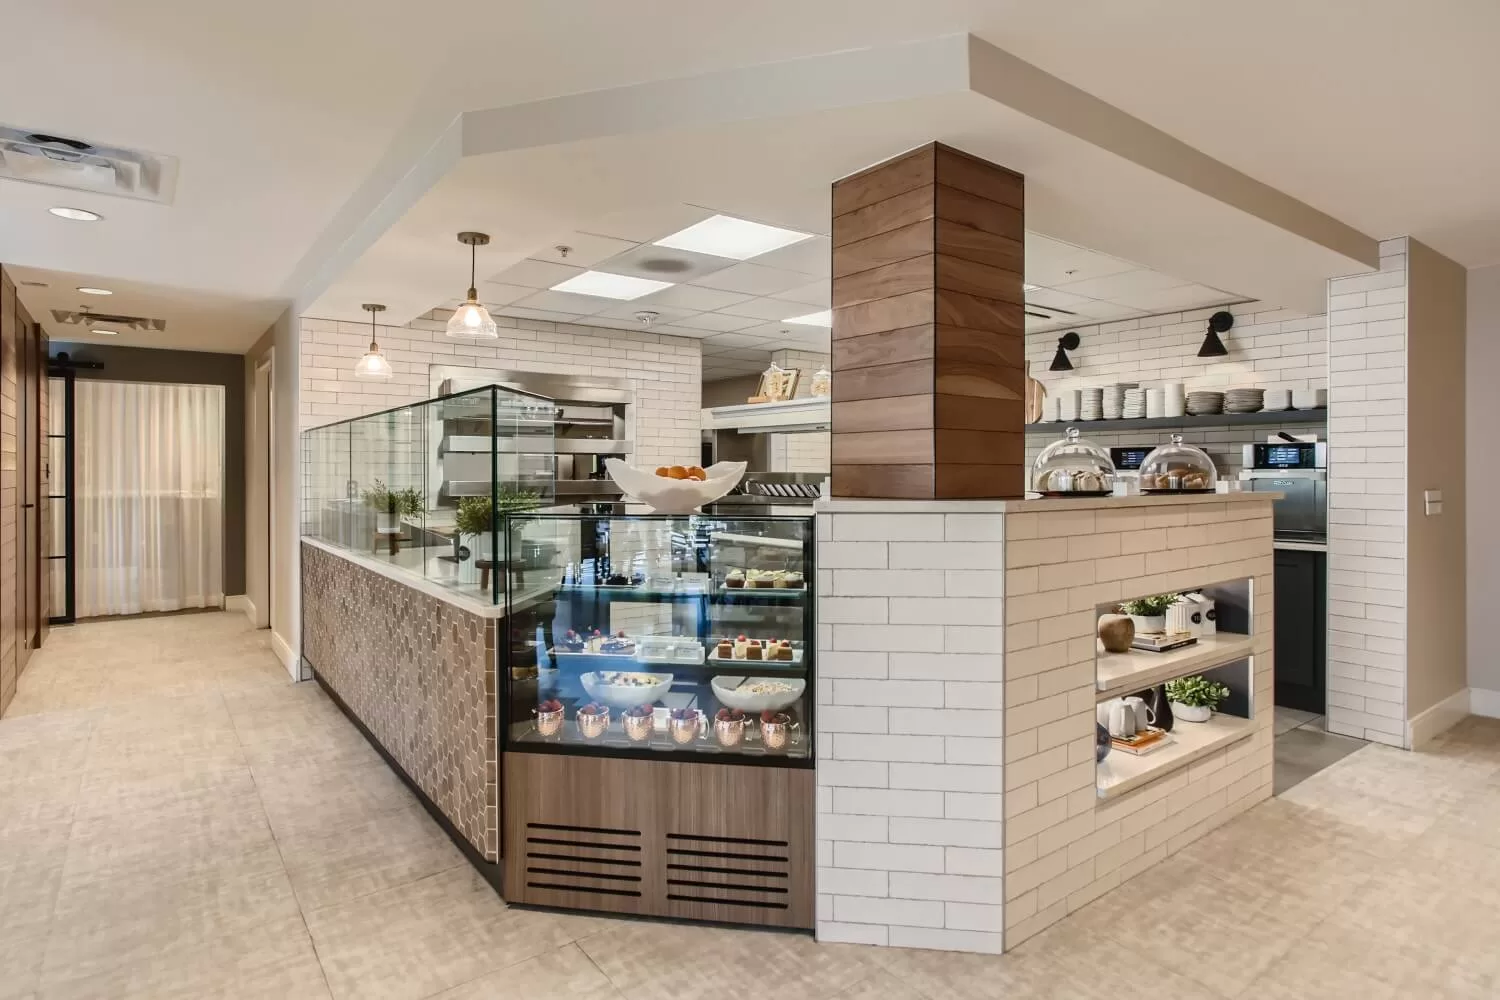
[1026, 409, 1325, 434]
[1096, 633, 1256, 701]
[1096, 711, 1256, 799]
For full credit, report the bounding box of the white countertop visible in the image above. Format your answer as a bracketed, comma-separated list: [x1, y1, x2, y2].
[815, 492, 1278, 514]
[301, 536, 508, 618]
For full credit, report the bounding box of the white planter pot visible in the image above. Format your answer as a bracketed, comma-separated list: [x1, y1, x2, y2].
[458, 533, 487, 585]
[1129, 614, 1167, 634]
[375, 511, 400, 534]
[1171, 702, 1212, 723]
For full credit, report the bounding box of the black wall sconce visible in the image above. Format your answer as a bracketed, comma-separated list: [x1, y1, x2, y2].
[1197, 311, 1234, 358]
[1050, 331, 1080, 371]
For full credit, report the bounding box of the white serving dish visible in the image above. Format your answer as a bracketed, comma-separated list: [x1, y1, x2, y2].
[711, 675, 807, 712]
[580, 671, 674, 709]
[604, 459, 746, 515]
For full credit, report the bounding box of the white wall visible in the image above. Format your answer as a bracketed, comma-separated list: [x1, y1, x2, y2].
[768, 348, 830, 475]
[1468, 263, 1500, 699]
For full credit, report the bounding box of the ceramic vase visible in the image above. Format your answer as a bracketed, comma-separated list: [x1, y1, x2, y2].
[1129, 614, 1167, 635]
[1171, 702, 1212, 723]
[1134, 684, 1175, 732]
[1097, 614, 1135, 653]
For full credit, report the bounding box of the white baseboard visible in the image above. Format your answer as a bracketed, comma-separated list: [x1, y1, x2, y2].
[1470, 688, 1500, 719]
[270, 630, 299, 680]
[1408, 687, 1472, 748]
[225, 594, 252, 619]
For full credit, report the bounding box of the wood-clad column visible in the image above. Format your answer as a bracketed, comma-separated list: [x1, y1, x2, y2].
[830, 143, 1026, 499]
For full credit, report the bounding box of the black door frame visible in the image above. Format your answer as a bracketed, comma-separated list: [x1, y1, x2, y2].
[44, 361, 79, 625]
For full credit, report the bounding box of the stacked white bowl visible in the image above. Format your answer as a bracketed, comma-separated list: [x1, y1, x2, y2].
[1146, 388, 1165, 419]
[1292, 388, 1327, 410]
[1163, 382, 1186, 419]
[1263, 389, 1292, 411]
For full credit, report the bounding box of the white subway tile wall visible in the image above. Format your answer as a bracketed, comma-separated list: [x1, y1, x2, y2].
[768, 349, 830, 474]
[298, 314, 704, 474]
[815, 505, 1008, 954]
[1324, 238, 1408, 747]
[1000, 499, 1275, 946]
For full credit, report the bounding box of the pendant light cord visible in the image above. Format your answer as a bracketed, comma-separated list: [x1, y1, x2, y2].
[468, 240, 478, 300]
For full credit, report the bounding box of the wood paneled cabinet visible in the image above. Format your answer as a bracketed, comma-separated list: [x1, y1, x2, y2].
[1, 265, 48, 716]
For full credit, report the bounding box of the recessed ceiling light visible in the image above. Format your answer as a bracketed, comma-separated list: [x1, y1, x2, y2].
[654, 214, 813, 261]
[550, 271, 673, 300]
[76, 286, 112, 295]
[90, 328, 118, 336]
[49, 206, 102, 222]
[783, 310, 832, 327]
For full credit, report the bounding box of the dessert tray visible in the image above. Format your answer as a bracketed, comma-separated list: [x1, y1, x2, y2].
[707, 636, 802, 665]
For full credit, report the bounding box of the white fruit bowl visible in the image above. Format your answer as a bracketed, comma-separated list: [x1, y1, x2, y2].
[711, 676, 806, 713]
[605, 459, 747, 514]
[580, 671, 674, 709]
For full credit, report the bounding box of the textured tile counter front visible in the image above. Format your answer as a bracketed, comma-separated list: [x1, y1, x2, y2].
[301, 541, 498, 862]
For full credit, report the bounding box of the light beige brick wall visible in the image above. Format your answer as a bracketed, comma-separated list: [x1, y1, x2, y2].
[1002, 497, 1275, 945]
[769, 349, 829, 475]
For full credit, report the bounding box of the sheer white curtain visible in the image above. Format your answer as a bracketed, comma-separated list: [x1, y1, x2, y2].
[76, 380, 225, 617]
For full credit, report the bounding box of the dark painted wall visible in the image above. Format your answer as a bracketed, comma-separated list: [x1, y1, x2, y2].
[48, 342, 246, 596]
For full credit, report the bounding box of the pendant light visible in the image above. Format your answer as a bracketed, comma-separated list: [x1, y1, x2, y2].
[353, 303, 394, 380]
[1049, 331, 1081, 372]
[446, 231, 498, 339]
[1197, 310, 1234, 358]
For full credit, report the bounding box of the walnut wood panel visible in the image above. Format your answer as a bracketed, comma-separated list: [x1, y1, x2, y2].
[833, 289, 935, 341]
[830, 221, 932, 280]
[0, 269, 16, 714]
[831, 145, 934, 217]
[932, 144, 1025, 210]
[831, 429, 934, 466]
[935, 219, 1024, 273]
[504, 753, 814, 929]
[830, 359, 935, 404]
[830, 396, 933, 435]
[832, 326, 935, 373]
[830, 143, 1025, 499]
[831, 255, 933, 310]
[833, 186, 934, 247]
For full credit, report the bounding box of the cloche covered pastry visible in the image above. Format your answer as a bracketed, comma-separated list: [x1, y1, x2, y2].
[1138, 434, 1218, 492]
[1031, 427, 1117, 496]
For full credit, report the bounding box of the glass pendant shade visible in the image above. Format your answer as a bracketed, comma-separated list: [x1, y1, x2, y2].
[446, 295, 498, 339]
[353, 344, 394, 380]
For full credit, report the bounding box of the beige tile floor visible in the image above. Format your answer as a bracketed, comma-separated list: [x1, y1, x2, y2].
[4, 612, 1500, 999]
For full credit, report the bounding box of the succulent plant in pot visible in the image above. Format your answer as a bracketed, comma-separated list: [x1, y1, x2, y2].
[1119, 593, 1179, 635]
[1164, 674, 1231, 723]
[362, 479, 424, 532]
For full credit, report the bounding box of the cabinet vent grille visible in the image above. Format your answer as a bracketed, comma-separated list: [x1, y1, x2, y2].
[665, 833, 791, 911]
[525, 823, 643, 899]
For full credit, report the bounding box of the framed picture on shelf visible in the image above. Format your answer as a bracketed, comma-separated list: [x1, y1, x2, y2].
[751, 366, 800, 403]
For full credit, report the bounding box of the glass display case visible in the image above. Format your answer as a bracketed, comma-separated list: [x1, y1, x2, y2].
[1031, 427, 1117, 496]
[1138, 434, 1219, 493]
[299, 384, 556, 602]
[501, 512, 814, 764]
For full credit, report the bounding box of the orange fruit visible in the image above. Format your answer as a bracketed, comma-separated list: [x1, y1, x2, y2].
[667, 465, 688, 480]
[654, 466, 669, 477]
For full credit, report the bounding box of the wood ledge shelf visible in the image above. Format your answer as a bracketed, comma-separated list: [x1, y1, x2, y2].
[1096, 633, 1256, 701]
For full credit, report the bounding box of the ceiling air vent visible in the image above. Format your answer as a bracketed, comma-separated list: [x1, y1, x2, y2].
[51, 309, 165, 332]
[0, 125, 178, 204]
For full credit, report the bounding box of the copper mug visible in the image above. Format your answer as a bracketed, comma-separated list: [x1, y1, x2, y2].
[714, 715, 747, 747]
[670, 710, 702, 745]
[577, 706, 610, 739]
[534, 705, 564, 737]
[760, 712, 798, 751]
[622, 709, 654, 742]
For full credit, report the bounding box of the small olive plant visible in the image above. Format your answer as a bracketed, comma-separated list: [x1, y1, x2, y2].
[362, 479, 424, 517]
[1119, 593, 1178, 617]
[1164, 675, 1231, 710]
[454, 487, 542, 536]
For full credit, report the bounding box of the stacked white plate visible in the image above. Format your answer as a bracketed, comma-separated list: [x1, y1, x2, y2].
[1102, 385, 1125, 420]
[1186, 390, 1224, 415]
[1263, 389, 1292, 411]
[1122, 388, 1146, 418]
[1224, 388, 1264, 413]
[1080, 387, 1104, 421]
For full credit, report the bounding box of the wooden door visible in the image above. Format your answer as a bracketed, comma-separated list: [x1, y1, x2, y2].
[0, 268, 16, 713]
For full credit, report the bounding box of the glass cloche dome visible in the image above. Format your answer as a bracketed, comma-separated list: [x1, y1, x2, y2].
[1138, 434, 1218, 493]
[1031, 427, 1117, 496]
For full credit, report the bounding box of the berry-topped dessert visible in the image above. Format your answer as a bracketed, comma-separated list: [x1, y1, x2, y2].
[623, 703, 654, 741]
[713, 707, 747, 747]
[669, 706, 700, 744]
[560, 629, 586, 653]
[599, 630, 635, 655]
[535, 698, 564, 736]
[724, 569, 745, 589]
[715, 639, 733, 658]
[576, 701, 610, 738]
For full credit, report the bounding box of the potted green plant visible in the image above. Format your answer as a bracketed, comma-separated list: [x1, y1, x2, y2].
[452, 488, 541, 584]
[1119, 593, 1178, 635]
[362, 479, 424, 533]
[1164, 675, 1230, 723]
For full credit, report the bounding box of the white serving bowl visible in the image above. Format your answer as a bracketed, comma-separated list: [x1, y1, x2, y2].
[580, 671, 674, 709]
[711, 675, 806, 713]
[604, 459, 746, 514]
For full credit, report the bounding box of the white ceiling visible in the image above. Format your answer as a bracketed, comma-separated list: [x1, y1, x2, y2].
[0, 0, 1495, 357]
[8, 266, 283, 352]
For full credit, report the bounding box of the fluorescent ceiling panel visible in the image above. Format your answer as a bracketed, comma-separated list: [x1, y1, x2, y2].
[654, 214, 813, 261]
[550, 270, 674, 300]
[783, 309, 832, 326]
